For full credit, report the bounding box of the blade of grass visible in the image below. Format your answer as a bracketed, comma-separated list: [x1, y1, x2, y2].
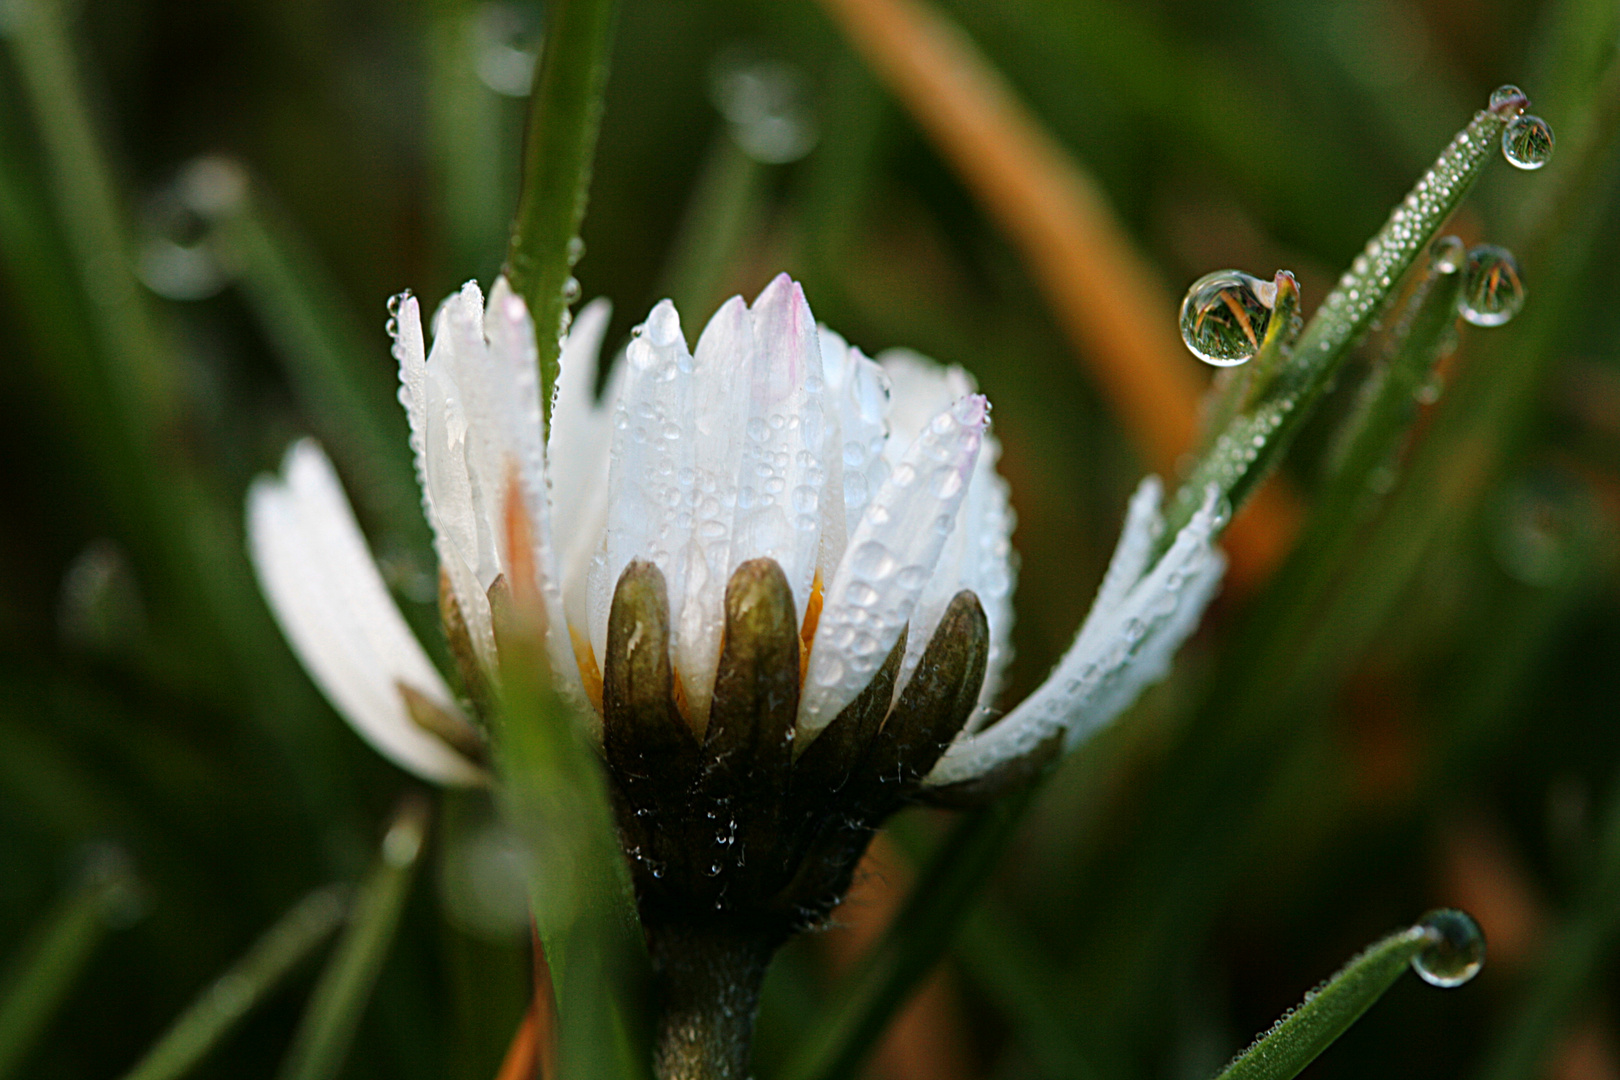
[1054, 46, 1620, 1057]
[120, 886, 349, 1080]
[1213, 918, 1468, 1080]
[1160, 91, 1523, 544]
[503, 0, 618, 397]
[491, 563, 646, 1080]
[0, 849, 139, 1080]
[276, 802, 430, 1080]
[786, 84, 1525, 1080]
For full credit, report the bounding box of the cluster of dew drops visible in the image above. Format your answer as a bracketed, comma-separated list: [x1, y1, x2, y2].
[1178, 85, 1551, 369]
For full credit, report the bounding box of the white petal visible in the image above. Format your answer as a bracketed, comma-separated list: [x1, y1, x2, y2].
[816, 327, 892, 581]
[248, 441, 483, 786]
[1088, 476, 1164, 621]
[875, 350, 1015, 723]
[877, 349, 975, 463]
[799, 394, 989, 740]
[923, 484, 1225, 788]
[669, 295, 753, 721]
[587, 299, 697, 666]
[482, 278, 576, 693]
[391, 289, 430, 509]
[734, 275, 826, 615]
[416, 284, 496, 662]
[672, 276, 826, 725]
[548, 295, 614, 607]
[932, 436, 1017, 732]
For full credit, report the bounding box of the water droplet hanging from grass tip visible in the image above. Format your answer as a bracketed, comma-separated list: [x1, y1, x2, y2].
[1489, 84, 1528, 116]
[1430, 235, 1466, 274]
[1502, 114, 1554, 169]
[1459, 245, 1525, 327]
[1412, 908, 1485, 987]
[1180, 270, 1275, 366]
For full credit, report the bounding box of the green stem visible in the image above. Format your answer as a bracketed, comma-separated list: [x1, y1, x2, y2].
[276, 803, 429, 1080]
[1213, 924, 1434, 1080]
[122, 887, 348, 1080]
[493, 621, 647, 1080]
[0, 851, 138, 1080]
[503, 0, 619, 395]
[647, 923, 776, 1080]
[1160, 94, 1519, 547]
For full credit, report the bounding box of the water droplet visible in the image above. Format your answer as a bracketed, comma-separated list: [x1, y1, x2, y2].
[931, 465, 965, 498]
[471, 3, 541, 97]
[843, 472, 869, 508]
[709, 48, 819, 164]
[846, 582, 880, 606]
[567, 236, 585, 265]
[849, 541, 897, 580]
[1179, 270, 1274, 366]
[561, 276, 581, 304]
[1459, 245, 1525, 327]
[1489, 84, 1527, 116]
[1430, 235, 1466, 275]
[1502, 114, 1554, 170]
[1412, 909, 1485, 987]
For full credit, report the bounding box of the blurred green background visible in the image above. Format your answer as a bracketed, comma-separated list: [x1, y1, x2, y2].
[2, 0, 1618, 1078]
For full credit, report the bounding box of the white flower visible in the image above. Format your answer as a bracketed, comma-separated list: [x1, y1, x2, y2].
[246, 274, 1224, 795]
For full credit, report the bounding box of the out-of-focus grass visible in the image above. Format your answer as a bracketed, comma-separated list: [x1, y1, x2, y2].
[0, 0, 1617, 1078]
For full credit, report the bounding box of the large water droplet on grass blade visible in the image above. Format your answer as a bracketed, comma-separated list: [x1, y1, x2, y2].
[1412, 908, 1485, 987]
[1459, 245, 1525, 326]
[1180, 270, 1275, 366]
[1502, 114, 1555, 169]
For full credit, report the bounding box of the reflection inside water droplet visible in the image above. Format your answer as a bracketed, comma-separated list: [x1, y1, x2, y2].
[1459, 245, 1525, 327]
[1502, 114, 1555, 169]
[1179, 270, 1275, 366]
[1412, 908, 1485, 987]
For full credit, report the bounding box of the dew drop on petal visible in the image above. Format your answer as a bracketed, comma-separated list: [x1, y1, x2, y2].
[1502, 114, 1554, 169]
[1459, 245, 1525, 327]
[846, 582, 880, 607]
[1179, 270, 1274, 366]
[849, 540, 898, 580]
[1412, 909, 1485, 987]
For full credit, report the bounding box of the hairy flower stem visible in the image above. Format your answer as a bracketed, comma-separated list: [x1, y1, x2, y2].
[647, 921, 780, 1080]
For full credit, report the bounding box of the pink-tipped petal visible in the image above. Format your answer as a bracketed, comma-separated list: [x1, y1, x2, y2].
[799, 394, 989, 740]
